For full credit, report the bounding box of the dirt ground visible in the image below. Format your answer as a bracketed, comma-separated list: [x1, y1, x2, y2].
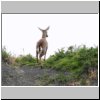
[2, 63, 69, 86]
[2, 63, 98, 86]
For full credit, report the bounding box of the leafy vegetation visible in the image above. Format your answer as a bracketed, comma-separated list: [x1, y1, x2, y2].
[15, 54, 36, 66]
[43, 45, 98, 85]
[2, 46, 16, 65]
[2, 46, 11, 63]
[2, 45, 98, 86]
[2, 46, 36, 66]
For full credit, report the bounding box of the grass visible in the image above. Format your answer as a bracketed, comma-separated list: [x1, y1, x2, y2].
[2, 45, 98, 86]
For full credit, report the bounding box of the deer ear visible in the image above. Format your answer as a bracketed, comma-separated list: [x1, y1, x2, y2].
[38, 27, 43, 31]
[46, 26, 50, 30]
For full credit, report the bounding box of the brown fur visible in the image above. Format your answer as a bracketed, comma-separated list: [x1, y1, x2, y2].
[36, 26, 49, 63]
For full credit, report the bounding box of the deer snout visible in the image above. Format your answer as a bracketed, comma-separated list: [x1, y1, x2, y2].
[46, 35, 48, 37]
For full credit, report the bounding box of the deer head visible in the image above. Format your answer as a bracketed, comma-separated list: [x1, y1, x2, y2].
[38, 26, 50, 38]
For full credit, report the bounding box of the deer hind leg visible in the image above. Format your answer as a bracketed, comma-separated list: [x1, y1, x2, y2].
[36, 47, 40, 63]
[36, 49, 38, 63]
[39, 47, 47, 61]
[38, 50, 43, 69]
[44, 47, 48, 61]
[39, 51, 44, 60]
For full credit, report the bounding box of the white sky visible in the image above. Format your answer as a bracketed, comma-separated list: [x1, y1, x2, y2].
[2, 14, 99, 58]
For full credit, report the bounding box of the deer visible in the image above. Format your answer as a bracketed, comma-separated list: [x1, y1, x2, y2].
[36, 26, 50, 63]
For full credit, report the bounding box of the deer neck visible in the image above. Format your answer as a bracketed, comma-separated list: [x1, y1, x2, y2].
[42, 34, 47, 38]
[42, 37, 46, 39]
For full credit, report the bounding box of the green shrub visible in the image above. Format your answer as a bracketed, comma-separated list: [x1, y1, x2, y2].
[15, 54, 36, 66]
[44, 45, 98, 85]
[2, 46, 11, 63]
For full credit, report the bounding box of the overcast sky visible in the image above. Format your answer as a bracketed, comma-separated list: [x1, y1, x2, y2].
[2, 14, 99, 58]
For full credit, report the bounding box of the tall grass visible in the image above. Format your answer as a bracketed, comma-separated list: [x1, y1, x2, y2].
[1, 46, 36, 66]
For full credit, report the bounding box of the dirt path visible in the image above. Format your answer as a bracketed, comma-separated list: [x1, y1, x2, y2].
[2, 63, 69, 86]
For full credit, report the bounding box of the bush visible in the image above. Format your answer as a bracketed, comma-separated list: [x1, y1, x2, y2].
[15, 54, 36, 66]
[2, 46, 11, 63]
[2, 45, 98, 85]
[44, 45, 98, 85]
